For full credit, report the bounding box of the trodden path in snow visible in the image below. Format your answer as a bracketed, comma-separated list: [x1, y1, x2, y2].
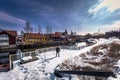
[22, 39, 106, 74]
[0, 39, 116, 80]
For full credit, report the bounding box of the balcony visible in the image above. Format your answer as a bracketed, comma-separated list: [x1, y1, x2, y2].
[0, 43, 9, 46]
[0, 37, 9, 40]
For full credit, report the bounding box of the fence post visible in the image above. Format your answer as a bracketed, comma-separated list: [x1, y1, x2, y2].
[69, 74, 72, 80]
[30, 52, 32, 57]
[9, 55, 12, 70]
[83, 75, 84, 80]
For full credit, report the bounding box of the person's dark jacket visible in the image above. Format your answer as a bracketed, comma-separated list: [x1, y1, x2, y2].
[56, 47, 60, 53]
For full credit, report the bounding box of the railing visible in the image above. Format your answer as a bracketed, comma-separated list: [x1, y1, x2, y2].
[0, 37, 9, 40]
[10, 43, 87, 70]
[54, 70, 116, 80]
[11, 46, 58, 62]
[0, 43, 9, 46]
[11, 43, 87, 61]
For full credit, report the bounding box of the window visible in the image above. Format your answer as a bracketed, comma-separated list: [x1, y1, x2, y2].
[0, 34, 8, 38]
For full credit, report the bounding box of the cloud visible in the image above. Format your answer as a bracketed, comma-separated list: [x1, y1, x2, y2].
[100, 20, 120, 33]
[89, 0, 120, 14]
[18, 0, 54, 18]
[76, 20, 120, 35]
[0, 12, 25, 24]
[37, 6, 54, 18]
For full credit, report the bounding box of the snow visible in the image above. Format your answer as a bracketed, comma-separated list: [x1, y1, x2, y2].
[21, 49, 90, 73]
[22, 56, 32, 61]
[107, 60, 120, 80]
[0, 38, 120, 80]
[76, 42, 86, 47]
[1, 47, 92, 80]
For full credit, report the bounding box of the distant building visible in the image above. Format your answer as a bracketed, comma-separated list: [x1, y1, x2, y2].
[50, 30, 75, 41]
[0, 30, 17, 46]
[24, 33, 44, 44]
[16, 35, 23, 45]
[63, 29, 68, 36]
[51, 32, 63, 41]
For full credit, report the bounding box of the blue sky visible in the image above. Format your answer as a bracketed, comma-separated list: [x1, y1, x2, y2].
[0, 0, 120, 34]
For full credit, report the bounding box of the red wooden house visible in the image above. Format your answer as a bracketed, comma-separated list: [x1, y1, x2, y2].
[0, 30, 17, 72]
[0, 30, 17, 46]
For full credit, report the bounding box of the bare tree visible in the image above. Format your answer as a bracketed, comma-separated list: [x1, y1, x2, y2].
[38, 25, 42, 34]
[46, 26, 50, 34]
[46, 26, 52, 34]
[23, 21, 33, 44]
[49, 26, 52, 34]
[24, 21, 33, 33]
[34, 27, 37, 33]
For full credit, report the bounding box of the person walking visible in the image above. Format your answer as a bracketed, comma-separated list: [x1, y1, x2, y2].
[56, 47, 60, 57]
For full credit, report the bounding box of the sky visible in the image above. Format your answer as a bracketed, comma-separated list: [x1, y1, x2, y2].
[0, 0, 120, 35]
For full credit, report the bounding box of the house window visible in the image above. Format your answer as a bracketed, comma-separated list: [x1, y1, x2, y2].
[0, 34, 9, 46]
[0, 40, 9, 43]
[0, 34, 8, 38]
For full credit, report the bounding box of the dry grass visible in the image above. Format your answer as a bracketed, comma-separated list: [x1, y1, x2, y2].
[90, 45, 109, 56]
[108, 42, 120, 59]
[81, 66, 94, 71]
[90, 42, 120, 59]
[79, 54, 86, 58]
[87, 42, 120, 71]
[59, 41, 120, 79]
[89, 57, 110, 65]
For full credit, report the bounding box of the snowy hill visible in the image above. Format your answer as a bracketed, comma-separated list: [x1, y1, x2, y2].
[0, 38, 120, 80]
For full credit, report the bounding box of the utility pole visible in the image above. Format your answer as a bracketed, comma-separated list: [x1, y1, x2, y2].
[69, 74, 72, 80]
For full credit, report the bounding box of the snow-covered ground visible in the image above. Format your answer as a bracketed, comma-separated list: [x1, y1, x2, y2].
[0, 38, 120, 80]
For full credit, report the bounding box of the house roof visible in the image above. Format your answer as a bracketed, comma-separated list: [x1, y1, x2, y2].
[0, 30, 17, 37]
[55, 32, 63, 35]
[24, 33, 43, 39]
[51, 32, 63, 37]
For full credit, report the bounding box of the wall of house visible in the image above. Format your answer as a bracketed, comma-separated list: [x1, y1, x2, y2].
[9, 35, 16, 45]
[25, 38, 43, 44]
[0, 34, 9, 46]
[0, 32, 16, 45]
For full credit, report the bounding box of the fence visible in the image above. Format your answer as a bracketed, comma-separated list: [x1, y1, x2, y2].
[11, 43, 87, 61]
[54, 70, 115, 80]
[11, 46, 57, 62]
[10, 43, 87, 69]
